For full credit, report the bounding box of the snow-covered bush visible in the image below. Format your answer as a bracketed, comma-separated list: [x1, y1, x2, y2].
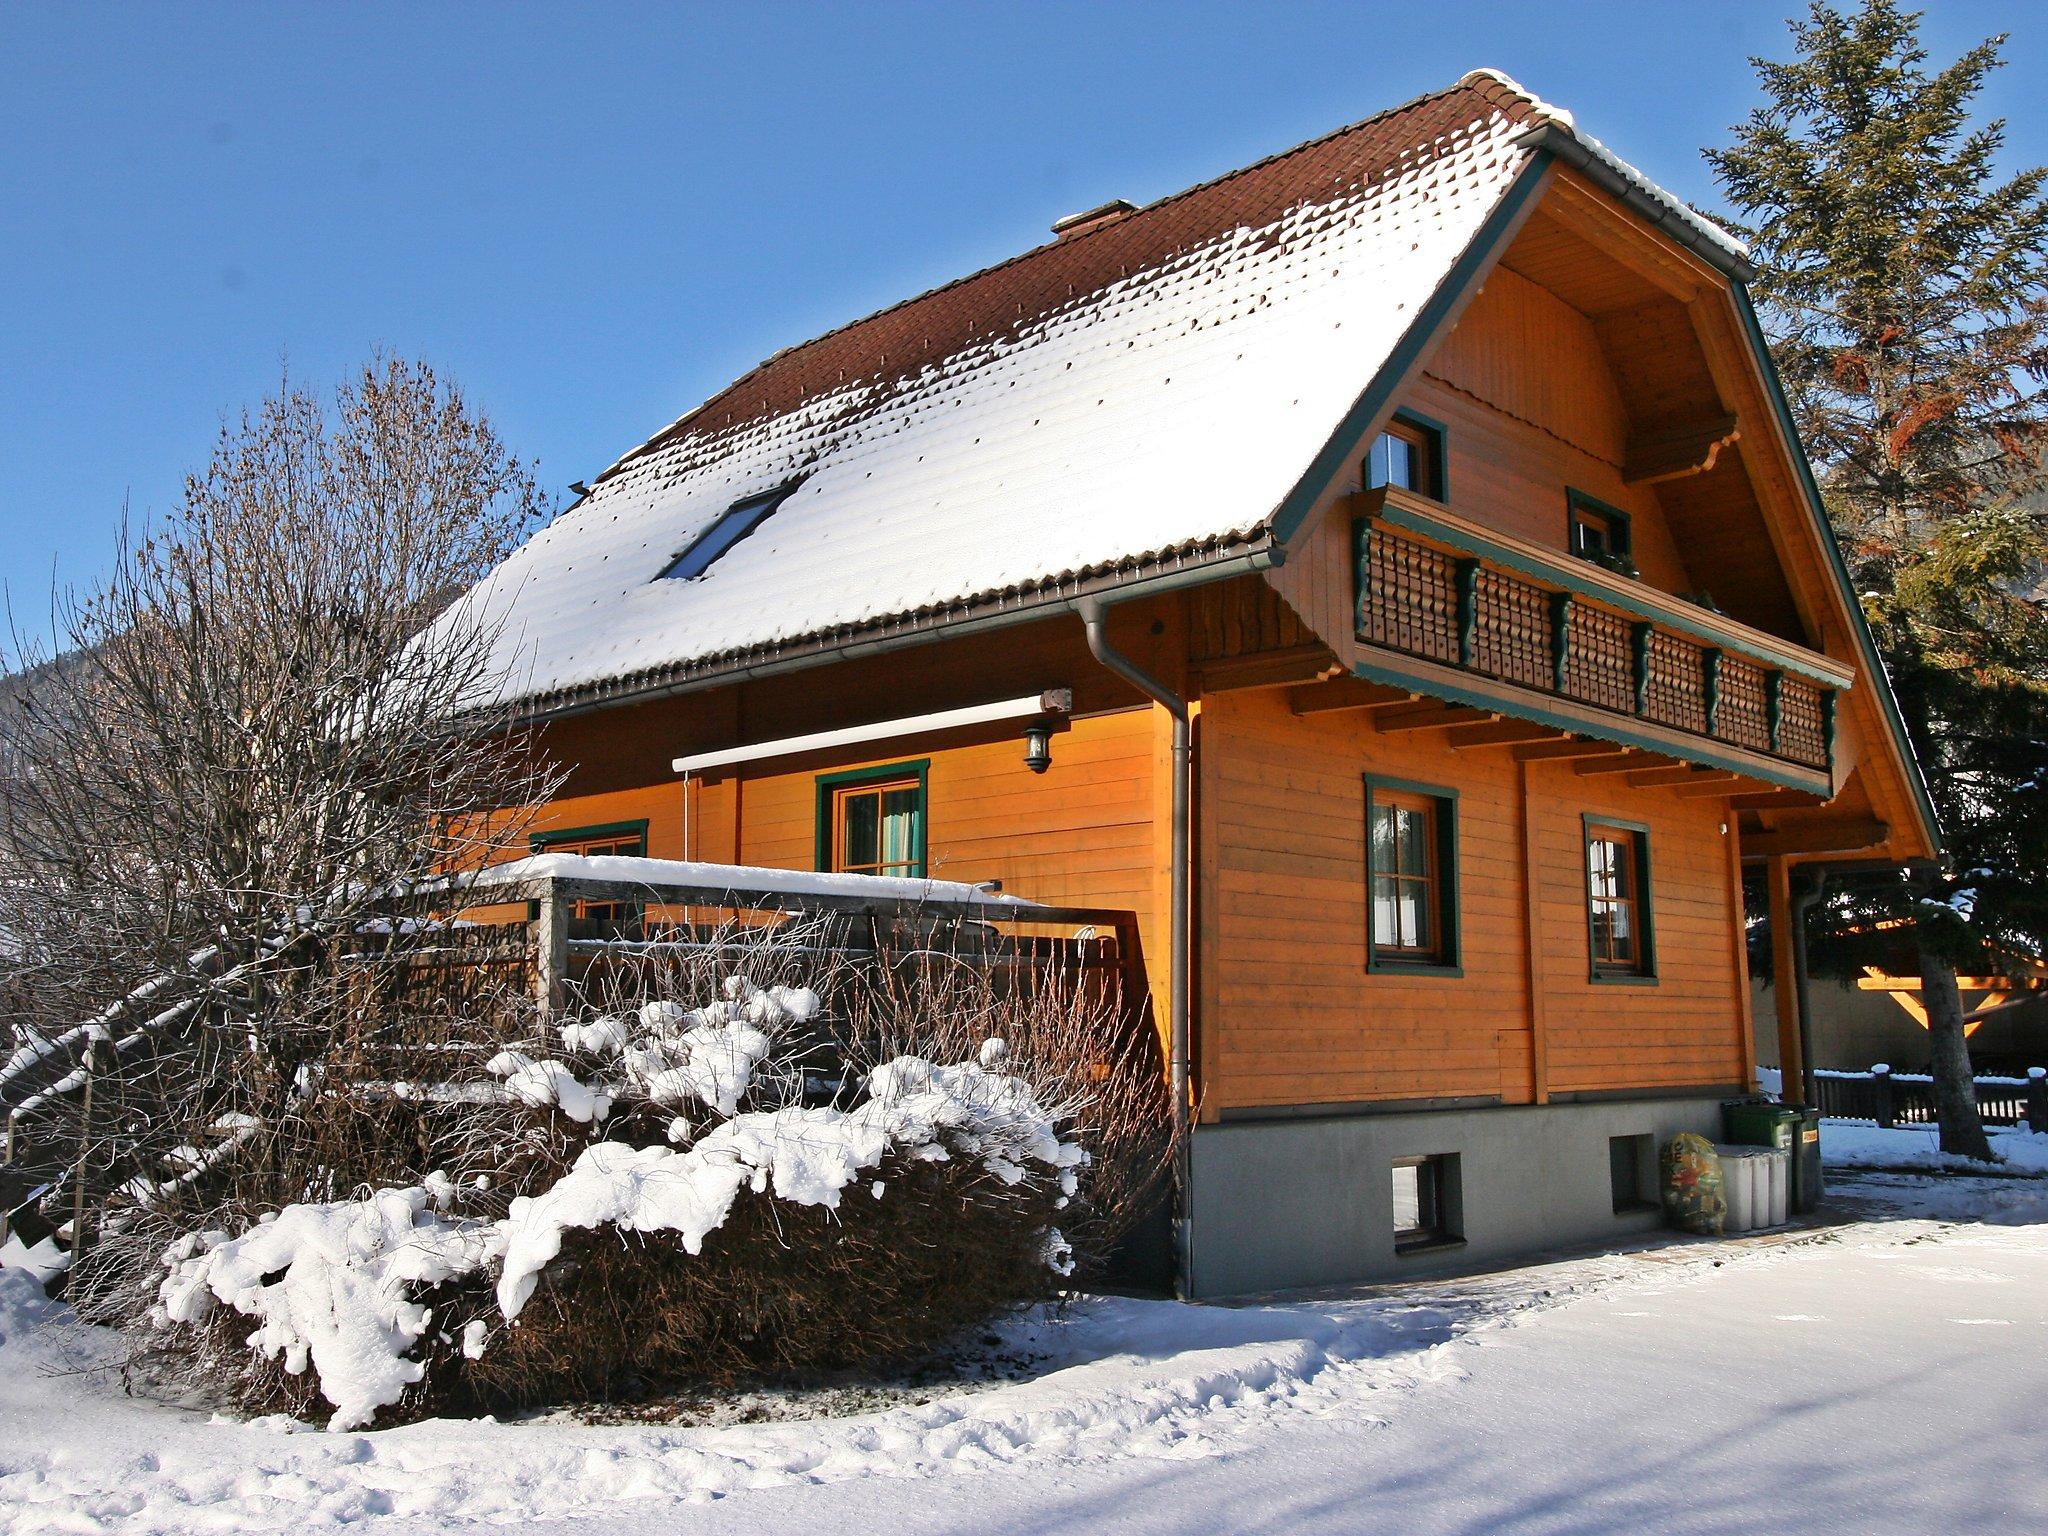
[133, 918, 1157, 1428]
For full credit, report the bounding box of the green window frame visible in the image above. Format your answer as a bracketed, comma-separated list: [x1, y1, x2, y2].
[1566, 488, 1637, 576]
[1366, 408, 1449, 502]
[1583, 815, 1657, 984]
[815, 760, 930, 878]
[527, 819, 649, 928]
[1364, 774, 1460, 975]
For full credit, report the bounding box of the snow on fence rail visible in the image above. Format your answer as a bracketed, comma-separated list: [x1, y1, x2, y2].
[465, 854, 1146, 1019]
[1811, 1064, 2048, 1132]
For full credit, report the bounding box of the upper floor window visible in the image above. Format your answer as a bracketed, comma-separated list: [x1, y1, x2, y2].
[817, 763, 928, 879]
[1366, 777, 1459, 971]
[1367, 412, 1446, 501]
[657, 481, 802, 582]
[1567, 490, 1638, 579]
[1585, 818, 1655, 981]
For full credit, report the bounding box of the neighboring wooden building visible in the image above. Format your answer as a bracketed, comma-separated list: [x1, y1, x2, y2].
[433, 71, 1939, 1294]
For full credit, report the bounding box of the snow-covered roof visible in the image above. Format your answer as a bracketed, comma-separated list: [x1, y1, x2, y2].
[438, 71, 1744, 714]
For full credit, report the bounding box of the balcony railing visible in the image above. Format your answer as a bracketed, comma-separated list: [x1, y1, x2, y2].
[1352, 488, 1848, 775]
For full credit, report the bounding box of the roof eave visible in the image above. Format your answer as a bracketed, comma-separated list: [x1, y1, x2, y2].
[505, 534, 1285, 726]
[1510, 121, 1758, 283]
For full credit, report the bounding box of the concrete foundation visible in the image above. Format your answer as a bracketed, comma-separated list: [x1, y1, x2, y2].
[1187, 1094, 1723, 1296]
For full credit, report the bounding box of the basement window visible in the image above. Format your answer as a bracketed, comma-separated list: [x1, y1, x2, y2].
[1366, 411, 1446, 501]
[1610, 1133, 1657, 1213]
[1393, 1154, 1462, 1253]
[656, 481, 802, 581]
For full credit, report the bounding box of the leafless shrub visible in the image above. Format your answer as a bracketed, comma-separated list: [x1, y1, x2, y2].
[126, 911, 1173, 1424]
[0, 355, 560, 1284]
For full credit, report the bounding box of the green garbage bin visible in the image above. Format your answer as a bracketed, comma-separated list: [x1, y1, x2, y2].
[1786, 1104, 1823, 1213]
[1720, 1098, 1799, 1151]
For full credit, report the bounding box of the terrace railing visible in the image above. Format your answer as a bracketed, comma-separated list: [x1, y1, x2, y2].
[1353, 487, 1853, 777]
[1813, 1064, 2048, 1131]
[464, 854, 1147, 1023]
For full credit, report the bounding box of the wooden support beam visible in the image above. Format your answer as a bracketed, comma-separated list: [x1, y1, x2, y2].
[1576, 750, 1679, 776]
[1623, 412, 1741, 485]
[1676, 774, 1760, 798]
[1857, 975, 2044, 993]
[1373, 703, 1496, 733]
[1512, 737, 1628, 763]
[1288, 677, 1414, 715]
[1767, 855, 1804, 1093]
[1627, 766, 1740, 790]
[1729, 790, 1828, 812]
[1195, 644, 1341, 694]
[534, 883, 569, 1021]
[1447, 720, 1568, 751]
[1742, 818, 1888, 858]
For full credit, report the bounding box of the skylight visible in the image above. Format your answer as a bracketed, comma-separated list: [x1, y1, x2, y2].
[656, 482, 801, 581]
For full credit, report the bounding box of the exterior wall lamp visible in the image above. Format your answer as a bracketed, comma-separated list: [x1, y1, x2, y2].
[1023, 688, 1074, 775]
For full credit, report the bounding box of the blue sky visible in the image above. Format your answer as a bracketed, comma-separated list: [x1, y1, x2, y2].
[1, 1, 2041, 615]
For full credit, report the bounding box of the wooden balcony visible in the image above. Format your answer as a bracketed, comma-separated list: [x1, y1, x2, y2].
[1350, 488, 1852, 788]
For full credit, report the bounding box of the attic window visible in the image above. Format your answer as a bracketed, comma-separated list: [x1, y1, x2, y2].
[656, 481, 801, 581]
[1366, 411, 1445, 501]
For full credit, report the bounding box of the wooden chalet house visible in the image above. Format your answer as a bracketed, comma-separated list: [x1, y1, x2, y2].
[436, 71, 1939, 1296]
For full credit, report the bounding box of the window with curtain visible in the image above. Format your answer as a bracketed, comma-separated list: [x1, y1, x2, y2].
[1585, 822, 1654, 978]
[831, 777, 925, 878]
[1367, 782, 1456, 968]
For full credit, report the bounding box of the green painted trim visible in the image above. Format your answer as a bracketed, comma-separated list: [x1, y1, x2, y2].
[1566, 487, 1634, 562]
[530, 819, 649, 853]
[1372, 498, 1847, 685]
[1453, 558, 1480, 667]
[813, 759, 931, 877]
[1729, 284, 1943, 853]
[1549, 593, 1574, 693]
[1629, 623, 1653, 716]
[1364, 773, 1462, 976]
[1346, 656, 1830, 794]
[1582, 814, 1657, 985]
[1351, 515, 1373, 635]
[1270, 152, 1555, 546]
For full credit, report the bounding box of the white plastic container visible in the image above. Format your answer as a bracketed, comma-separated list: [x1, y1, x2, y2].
[1716, 1145, 1757, 1232]
[1765, 1147, 1790, 1227]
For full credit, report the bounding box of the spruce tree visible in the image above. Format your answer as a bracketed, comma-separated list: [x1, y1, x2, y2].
[1708, 0, 2048, 1160]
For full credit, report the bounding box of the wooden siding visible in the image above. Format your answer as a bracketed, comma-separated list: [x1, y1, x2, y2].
[517, 703, 1169, 1025]
[1197, 686, 1747, 1113]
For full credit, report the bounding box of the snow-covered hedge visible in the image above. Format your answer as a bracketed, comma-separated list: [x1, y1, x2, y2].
[148, 974, 1087, 1429]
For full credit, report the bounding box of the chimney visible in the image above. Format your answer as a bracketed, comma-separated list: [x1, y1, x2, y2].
[1051, 199, 1138, 241]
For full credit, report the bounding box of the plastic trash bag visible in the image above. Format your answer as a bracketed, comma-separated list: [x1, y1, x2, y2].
[1661, 1132, 1726, 1236]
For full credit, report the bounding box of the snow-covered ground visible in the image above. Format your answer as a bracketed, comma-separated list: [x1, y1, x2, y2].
[1822, 1118, 2048, 1175]
[6, 1163, 2046, 1535]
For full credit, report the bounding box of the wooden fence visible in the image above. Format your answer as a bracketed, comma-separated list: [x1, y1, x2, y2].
[1813, 1065, 2048, 1131]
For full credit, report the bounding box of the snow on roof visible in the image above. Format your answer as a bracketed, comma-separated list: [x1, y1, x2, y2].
[435, 73, 1741, 713]
[1458, 69, 1750, 265]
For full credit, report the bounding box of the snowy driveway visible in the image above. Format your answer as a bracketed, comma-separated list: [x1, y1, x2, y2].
[5, 1170, 2045, 1535]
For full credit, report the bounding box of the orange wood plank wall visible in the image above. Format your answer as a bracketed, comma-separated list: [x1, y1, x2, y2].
[1196, 684, 1748, 1115]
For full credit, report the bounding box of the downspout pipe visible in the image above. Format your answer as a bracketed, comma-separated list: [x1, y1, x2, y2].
[1077, 595, 1193, 1299]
